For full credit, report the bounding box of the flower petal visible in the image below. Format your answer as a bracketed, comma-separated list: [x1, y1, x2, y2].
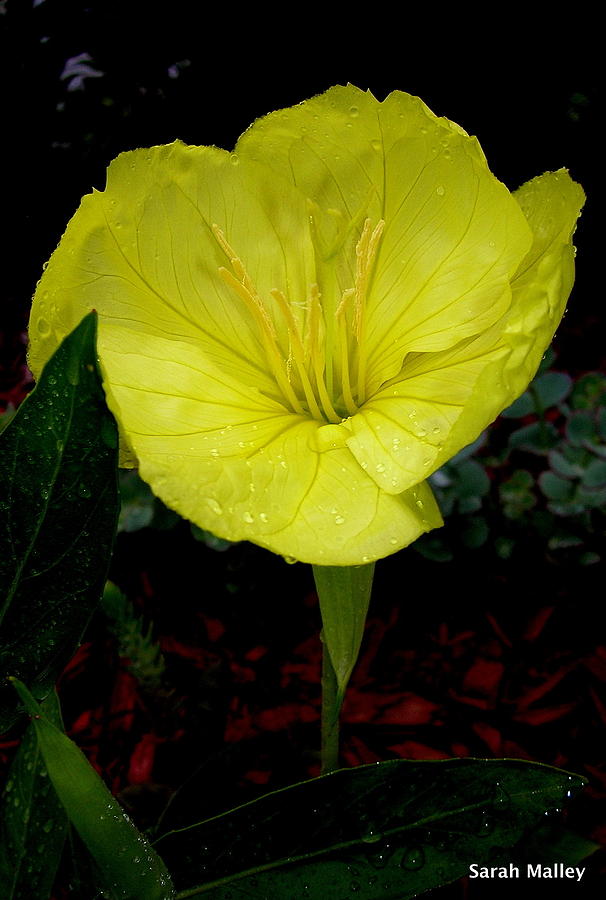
[102, 331, 440, 564]
[238, 85, 533, 395]
[345, 170, 584, 492]
[29, 141, 317, 437]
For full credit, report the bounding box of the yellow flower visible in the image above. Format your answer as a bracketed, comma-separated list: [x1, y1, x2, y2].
[28, 85, 584, 566]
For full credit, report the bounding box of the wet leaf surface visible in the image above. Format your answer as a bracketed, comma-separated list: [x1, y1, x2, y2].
[155, 757, 585, 899]
[0, 691, 67, 900]
[0, 312, 119, 730]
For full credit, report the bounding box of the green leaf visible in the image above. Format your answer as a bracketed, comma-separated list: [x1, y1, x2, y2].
[577, 483, 606, 508]
[499, 470, 536, 519]
[118, 471, 155, 533]
[460, 516, 489, 548]
[581, 458, 606, 488]
[508, 421, 558, 454]
[570, 372, 606, 410]
[190, 525, 233, 552]
[532, 371, 572, 409]
[153, 758, 585, 899]
[0, 312, 119, 731]
[413, 535, 454, 562]
[539, 472, 575, 502]
[9, 679, 174, 900]
[566, 411, 597, 446]
[501, 371, 571, 419]
[548, 450, 584, 479]
[453, 459, 490, 498]
[312, 564, 374, 706]
[501, 391, 534, 419]
[0, 692, 67, 900]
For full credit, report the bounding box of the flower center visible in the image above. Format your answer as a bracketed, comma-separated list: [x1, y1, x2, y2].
[212, 218, 385, 424]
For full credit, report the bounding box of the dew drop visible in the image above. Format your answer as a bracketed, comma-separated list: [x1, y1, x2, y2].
[375, 463, 386, 473]
[243, 511, 254, 524]
[362, 829, 382, 844]
[206, 498, 223, 515]
[335, 515, 345, 525]
[436, 185, 445, 196]
[259, 512, 269, 523]
[37, 318, 51, 337]
[349, 105, 359, 117]
[370, 139, 381, 151]
[401, 846, 425, 870]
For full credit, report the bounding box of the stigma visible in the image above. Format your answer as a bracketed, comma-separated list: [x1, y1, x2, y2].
[212, 218, 385, 424]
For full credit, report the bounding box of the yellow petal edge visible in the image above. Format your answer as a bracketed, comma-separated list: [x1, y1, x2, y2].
[28, 85, 584, 565]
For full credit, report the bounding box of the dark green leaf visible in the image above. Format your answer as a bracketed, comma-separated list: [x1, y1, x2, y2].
[532, 372, 572, 409]
[0, 312, 119, 731]
[581, 459, 606, 488]
[154, 758, 585, 900]
[10, 679, 174, 900]
[508, 422, 558, 454]
[118, 471, 155, 533]
[499, 470, 536, 519]
[577, 484, 606, 508]
[539, 472, 575, 502]
[501, 391, 534, 419]
[460, 516, 489, 548]
[548, 450, 584, 479]
[447, 432, 486, 463]
[566, 411, 596, 446]
[570, 372, 606, 410]
[537, 346, 556, 374]
[0, 692, 67, 900]
[457, 496, 482, 514]
[413, 535, 453, 562]
[453, 460, 490, 498]
[190, 526, 233, 552]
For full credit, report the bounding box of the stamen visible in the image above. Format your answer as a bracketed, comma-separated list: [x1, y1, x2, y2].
[308, 285, 340, 424]
[354, 218, 385, 404]
[211, 218, 384, 425]
[270, 289, 323, 421]
[213, 225, 305, 416]
[335, 288, 358, 417]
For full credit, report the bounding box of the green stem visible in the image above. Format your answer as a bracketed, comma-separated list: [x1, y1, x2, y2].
[320, 640, 341, 774]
